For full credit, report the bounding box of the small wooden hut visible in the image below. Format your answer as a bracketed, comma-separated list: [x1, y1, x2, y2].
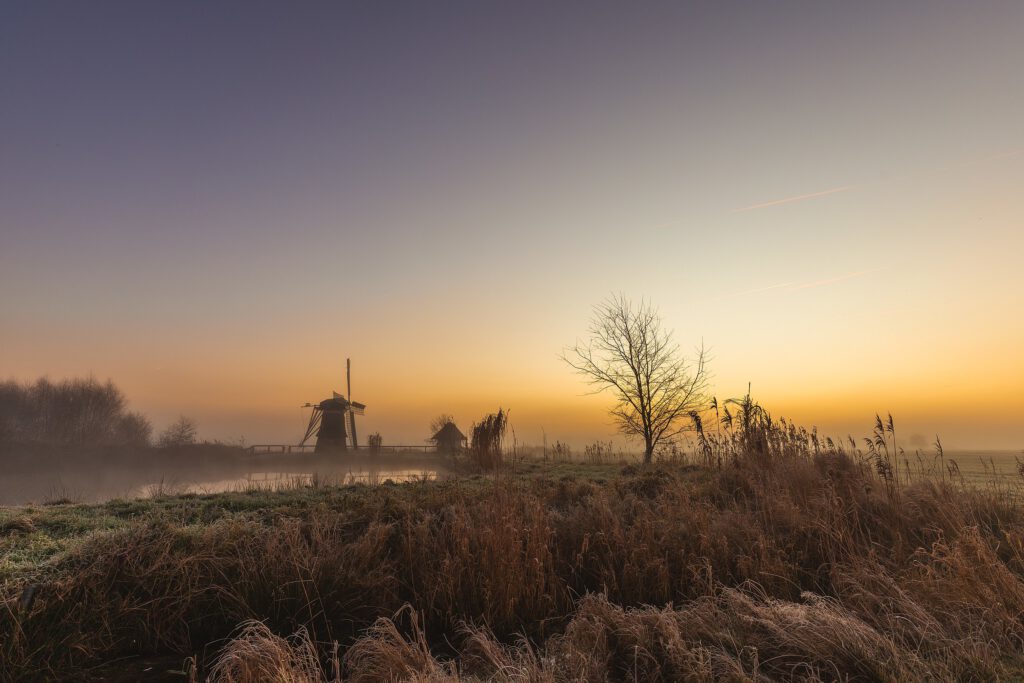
[431, 421, 467, 454]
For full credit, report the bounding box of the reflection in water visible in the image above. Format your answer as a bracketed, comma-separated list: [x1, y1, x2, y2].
[0, 448, 454, 505]
[133, 469, 439, 498]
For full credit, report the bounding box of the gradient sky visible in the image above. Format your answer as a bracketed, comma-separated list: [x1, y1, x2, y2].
[2, 1, 1022, 449]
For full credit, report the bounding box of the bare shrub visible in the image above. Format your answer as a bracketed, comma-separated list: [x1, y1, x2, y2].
[429, 414, 456, 435]
[157, 415, 198, 448]
[367, 432, 383, 453]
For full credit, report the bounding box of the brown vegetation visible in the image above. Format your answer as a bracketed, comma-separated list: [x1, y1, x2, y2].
[0, 377, 151, 447]
[2, 412, 1024, 681]
[468, 408, 507, 470]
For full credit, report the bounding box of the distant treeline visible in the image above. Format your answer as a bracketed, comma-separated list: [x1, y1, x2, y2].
[0, 377, 151, 447]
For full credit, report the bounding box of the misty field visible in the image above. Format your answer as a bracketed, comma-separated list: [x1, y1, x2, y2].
[3, 426, 1024, 682]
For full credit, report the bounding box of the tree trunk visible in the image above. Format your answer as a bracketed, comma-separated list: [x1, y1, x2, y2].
[643, 437, 654, 464]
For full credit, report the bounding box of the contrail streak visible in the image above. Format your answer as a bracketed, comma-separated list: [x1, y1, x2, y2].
[734, 185, 853, 212]
[789, 270, 869, 290]
[721, 270, 870, 300]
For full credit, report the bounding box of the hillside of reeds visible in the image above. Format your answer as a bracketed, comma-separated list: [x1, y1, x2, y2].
[2, 409, 1024, 681]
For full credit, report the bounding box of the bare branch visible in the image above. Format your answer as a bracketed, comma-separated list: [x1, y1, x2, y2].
[562, 295, 710, 463]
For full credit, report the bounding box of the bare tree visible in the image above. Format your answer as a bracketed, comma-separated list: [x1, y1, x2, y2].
[563, 295, 709, 464]
[0, 377, 151, 447]
[157, 416, 198, 448]
[114, 411, 153, 447]
[429, 414, 455, 435]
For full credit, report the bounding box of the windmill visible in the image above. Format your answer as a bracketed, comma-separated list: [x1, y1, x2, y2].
[299, 358, 366, 452]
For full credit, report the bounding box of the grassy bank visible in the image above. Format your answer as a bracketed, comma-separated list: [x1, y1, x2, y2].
[2, 449, 1024, 681]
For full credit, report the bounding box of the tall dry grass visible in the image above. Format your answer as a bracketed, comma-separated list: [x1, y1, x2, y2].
[3, 412, 1024, 680]
[206, 621, 337, 683]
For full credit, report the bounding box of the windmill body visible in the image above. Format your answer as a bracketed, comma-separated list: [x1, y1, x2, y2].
[299, 359, 366, 453]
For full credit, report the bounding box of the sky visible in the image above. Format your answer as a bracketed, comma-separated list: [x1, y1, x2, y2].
[2, 1, 1022, 450]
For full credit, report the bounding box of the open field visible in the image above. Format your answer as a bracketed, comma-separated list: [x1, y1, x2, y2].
[3, 441, 1024, 682]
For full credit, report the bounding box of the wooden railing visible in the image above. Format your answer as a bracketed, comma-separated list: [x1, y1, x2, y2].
[247, 444, 436, 455]
[247, 444, 316, 454]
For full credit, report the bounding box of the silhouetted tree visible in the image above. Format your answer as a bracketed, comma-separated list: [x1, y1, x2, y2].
[157, 416, 197, 448]
[0, 377, 151, 447]
[563, 294, 709, 464]
[429, 414, 455, 435]
[114, 412, 153, 447]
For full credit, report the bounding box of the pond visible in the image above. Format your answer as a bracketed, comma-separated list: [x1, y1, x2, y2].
[131, 468, 442, 498]
[0, 448, 454, 505]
